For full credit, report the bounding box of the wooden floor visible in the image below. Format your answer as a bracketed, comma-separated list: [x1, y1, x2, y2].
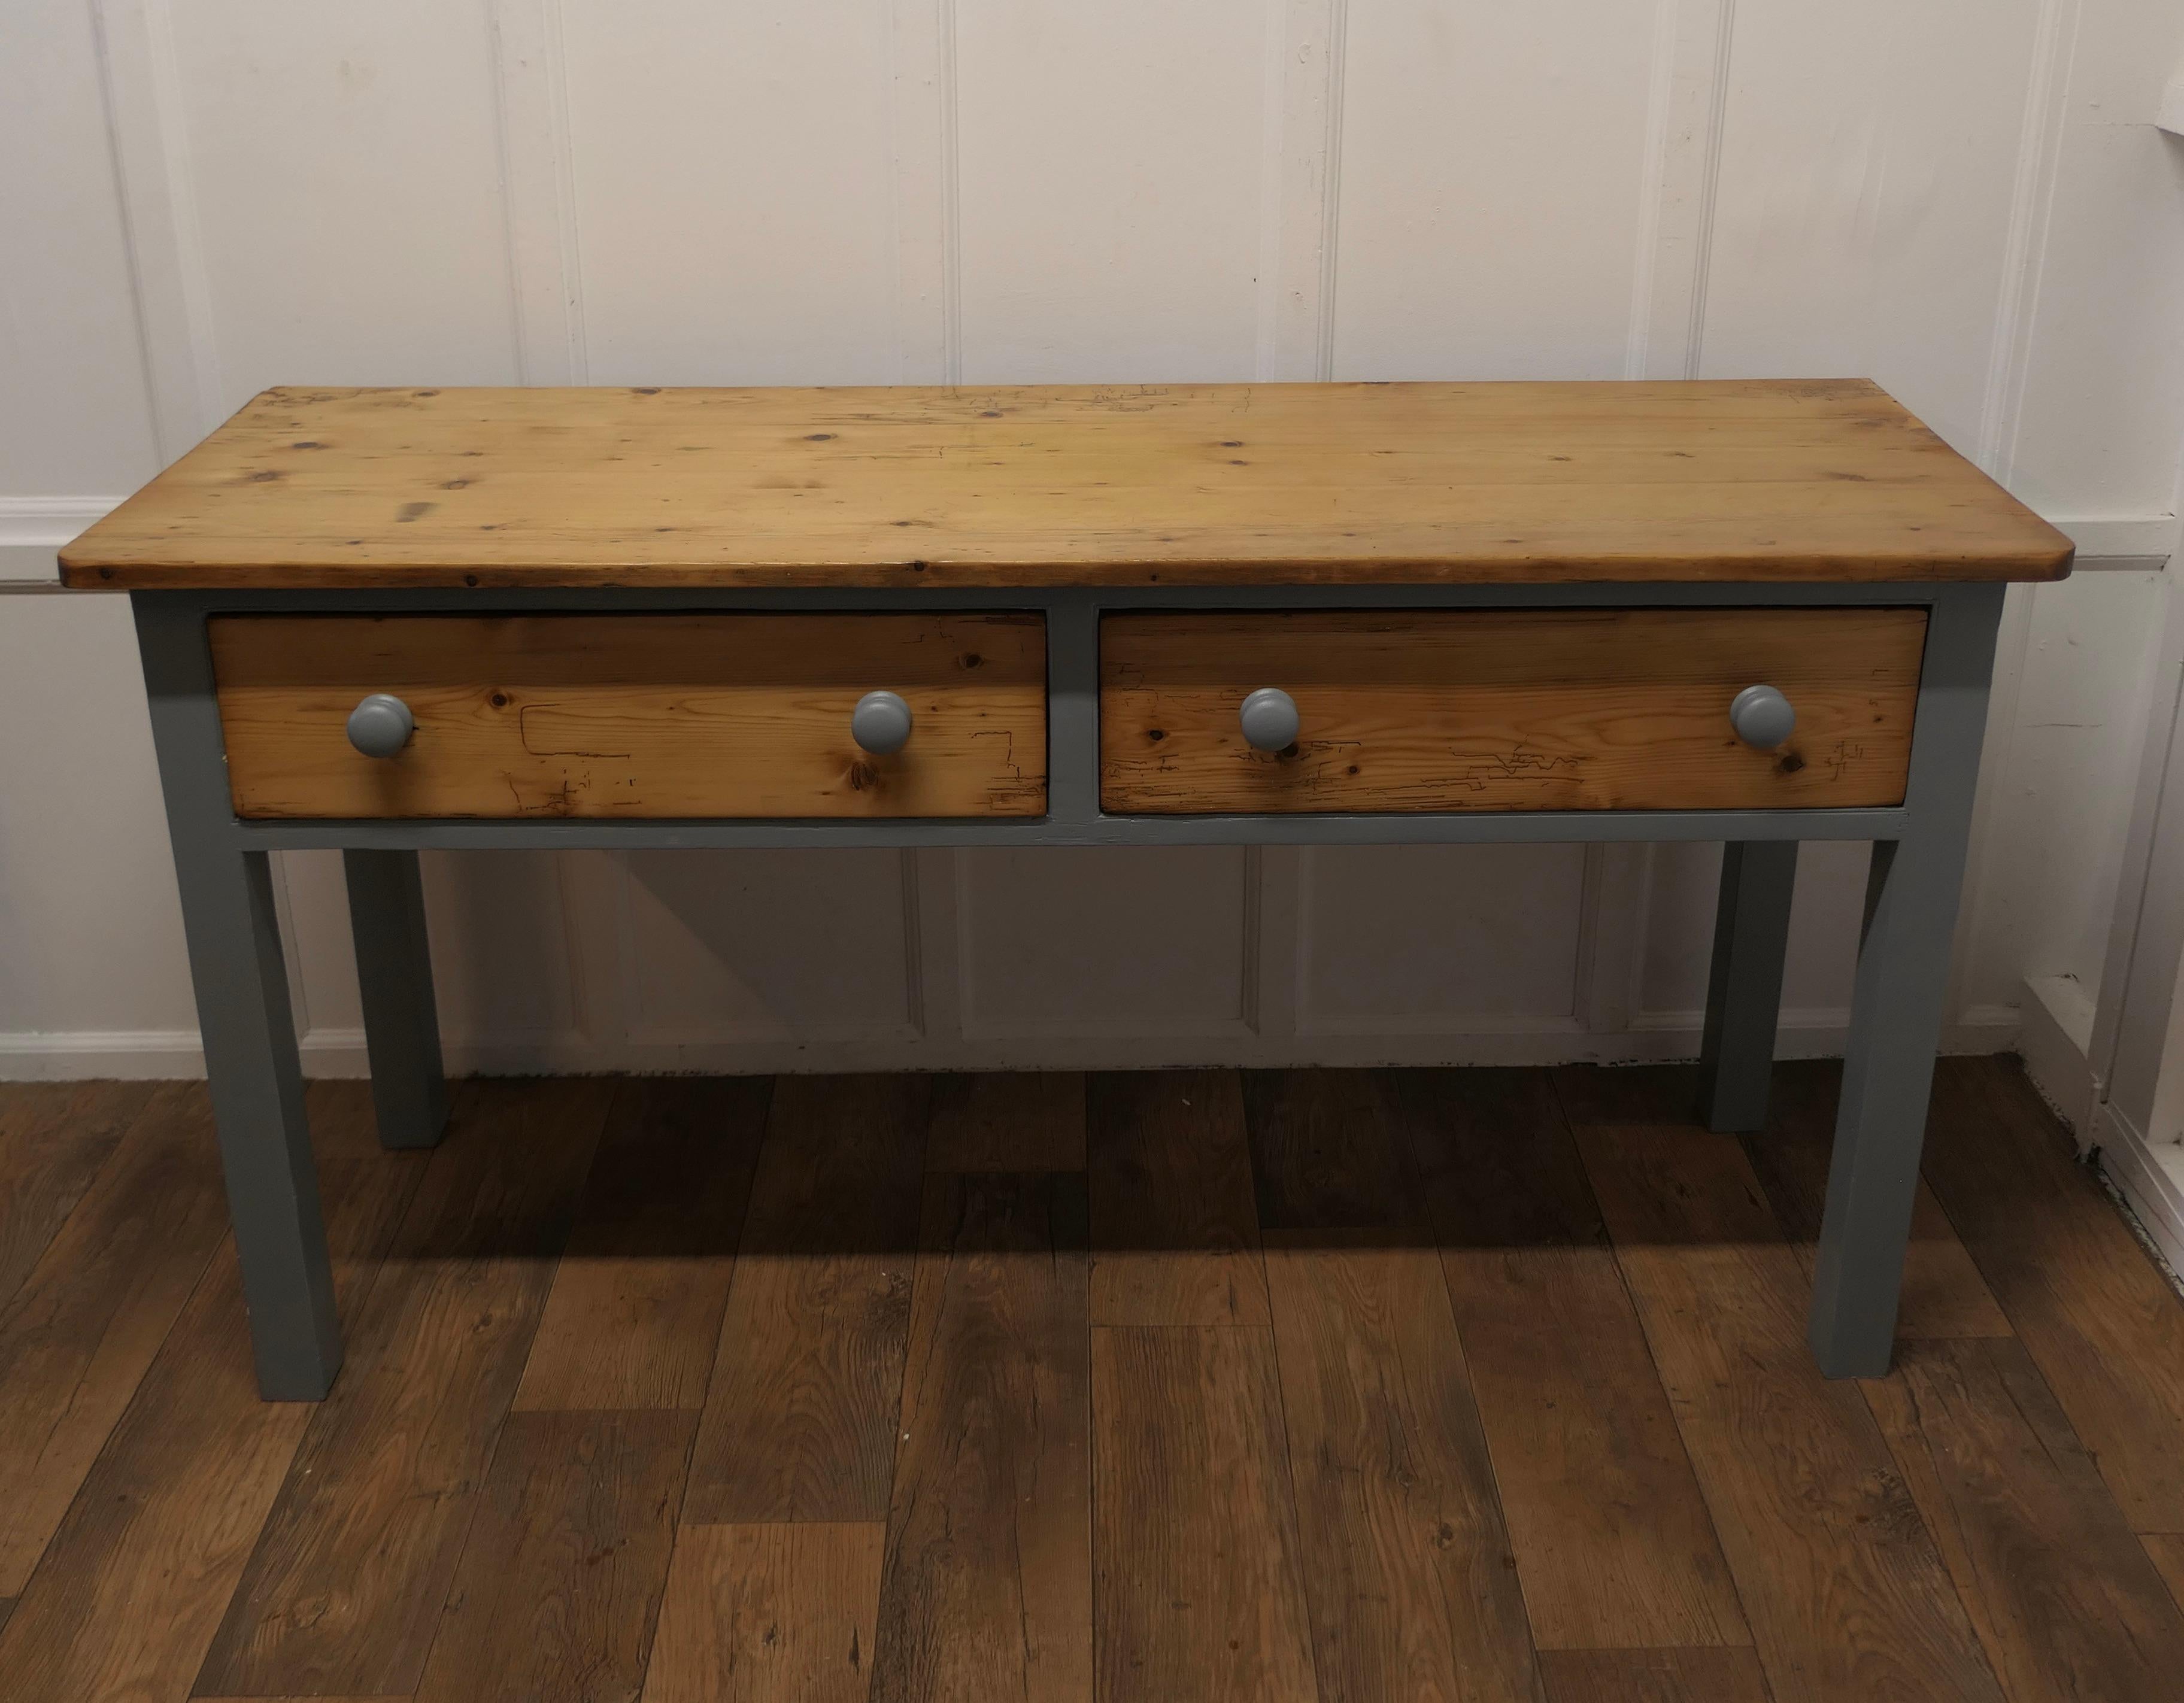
[2, 1060, 2183, 1702]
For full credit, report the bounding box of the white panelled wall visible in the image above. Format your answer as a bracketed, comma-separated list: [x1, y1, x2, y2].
[3, 0, 2182, 1079]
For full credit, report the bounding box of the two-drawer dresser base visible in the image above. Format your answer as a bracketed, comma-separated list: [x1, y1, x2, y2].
[134, 580, 2001, 1397]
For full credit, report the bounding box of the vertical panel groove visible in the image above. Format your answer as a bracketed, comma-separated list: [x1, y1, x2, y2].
[1977, 0, 2081, 479]
[88, 0, 223, 458]
[937, 0, 963, 384]
[1314, 0, 1349, 382]
[1623, 0, 1682, 380]
[1682, 0, 1737, 379]
[489, 0, 587, 385]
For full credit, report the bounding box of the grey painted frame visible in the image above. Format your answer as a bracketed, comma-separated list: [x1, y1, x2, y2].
[131, 578, 2005, 1394]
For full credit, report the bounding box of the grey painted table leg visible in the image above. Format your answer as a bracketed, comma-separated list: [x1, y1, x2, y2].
[134, 595, 342, 1399]
[344, 848, 449, 1150]
[1695, 840, 1798, 1132]
[1808, 584, 2004, 1378]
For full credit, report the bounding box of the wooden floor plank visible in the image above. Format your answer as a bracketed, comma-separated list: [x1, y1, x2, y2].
[1087, 1070, 1269, 1326]
[924, 1071, 1085, 1171]
[1092, 1323, 1318, 1703]
[413, 1408, 694, 1703]
[641, 1522, 885, 1703]
[0, 1082, 425, 1703]
[0, 1080, 230, 1596]
[1539, 1647, 1773, 1702]
[0, 1079, 155, 1309]
[1921, 1057, 2184, 1531]
[1265, 1227, 1546, 1703]
[2144, 1534, 2184, 1613]
[195, 1076, 612, 1699]
[681, 1074, 928, 1524]
[1242, 1068, 1422, 1230]
[1736, 1061, 2011, 1339]
[1562, 1066, 2005, 1703]
[869, 1171, 1092, 1703]
[514, 1076, 772, 1411]
[1864, 1335, 2184, 1702]
[1400, 1069, 1748, 1653]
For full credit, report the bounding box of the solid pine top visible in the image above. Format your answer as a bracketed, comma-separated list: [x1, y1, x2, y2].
[62, 378, 2071, 590]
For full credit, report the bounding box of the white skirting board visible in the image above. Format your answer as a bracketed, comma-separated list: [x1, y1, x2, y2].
[2016, 972, 2184, 1274]
[0, 1006, 2022, 1081]
[2094, 1100, 2184, 1277]
[2016, 973, 2100, 1150]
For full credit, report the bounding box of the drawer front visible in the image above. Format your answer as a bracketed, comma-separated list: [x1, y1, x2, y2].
[1099, 608, 1925, 814]
[212, 613, 1046, 819]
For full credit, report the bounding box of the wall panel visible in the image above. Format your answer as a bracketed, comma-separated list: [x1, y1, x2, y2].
[0, 0, 162, 495]
[954, 0, 1272, 381]
[167, 0, 520, 400]
[1332, 0, 1661, 380]
[956, 848, 1250, 1038]
[621, 850, 917, 1043]
[559, 0, 910, 385]
[1699, 0, 2043, 447]
[1297, 845, 1588, 1031]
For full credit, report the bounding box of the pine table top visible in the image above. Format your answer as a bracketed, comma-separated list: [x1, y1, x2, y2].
[62, 378, 2071, 590]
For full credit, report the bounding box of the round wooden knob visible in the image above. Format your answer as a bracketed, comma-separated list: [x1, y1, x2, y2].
[851, 690, 913, 755]
[1239, 687, 1300, 752]
[1729, 684, 1796, 748]
[346, 693, 415, 758]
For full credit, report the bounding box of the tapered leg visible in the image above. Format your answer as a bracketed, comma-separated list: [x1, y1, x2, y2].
[1809, 584, 2003, 1378]
[344, 848, 449, 1150]
[136, 594, 342, 1398]
[1695, 840, 1798, 1132]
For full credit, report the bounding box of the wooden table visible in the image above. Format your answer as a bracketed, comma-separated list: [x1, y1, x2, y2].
[64, 379, 2071, 1400]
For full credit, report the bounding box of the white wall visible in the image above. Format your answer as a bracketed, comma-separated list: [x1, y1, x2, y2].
[2, 0, 2179, 1078]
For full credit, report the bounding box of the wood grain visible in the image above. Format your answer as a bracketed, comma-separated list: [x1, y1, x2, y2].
[514, 1076, 772, 1411]
[2144, 1535, 2184, 1613]
[60, 381, 2071, 588]
[869, 1173, 1092, 1703]
[1921, 1057, 2184, 1530]
[210, 612, 1047, 819]
[413, 1408, 694, 1703]
[1100, 608, 1925, 814]
[681, 1074, 928, 1524]
[1538, 1647, 1773, 1703]
[0, 1083, 423, 1703]
[0, 1080, 230, 1596]
[1093, 1325, 1318, 1703]
[923, 1071, 1086, 1171]
[1264, 1228, 1546, 1703]
[1400, 1070, 1749, 1654]
[1087, 1070, 1270, 1326]
[0, 1079, 153, 1309]
[1242, 1068, 1422, 1230]
[643, 1523, 885, 1703]
[1570, 1104, 2006, 1703]
[1737, 1060, 2011, 1339]
[1864, 1335, 2184, 1703]
[196, 1078, 612, 1698]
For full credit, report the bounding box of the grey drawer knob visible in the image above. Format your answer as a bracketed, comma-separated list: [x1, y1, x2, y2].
[1729, 684, 1796, 748]
[345, 693, 415, 758]
[1239, 687, 1300, 752]
[851, 690, 913, 755]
